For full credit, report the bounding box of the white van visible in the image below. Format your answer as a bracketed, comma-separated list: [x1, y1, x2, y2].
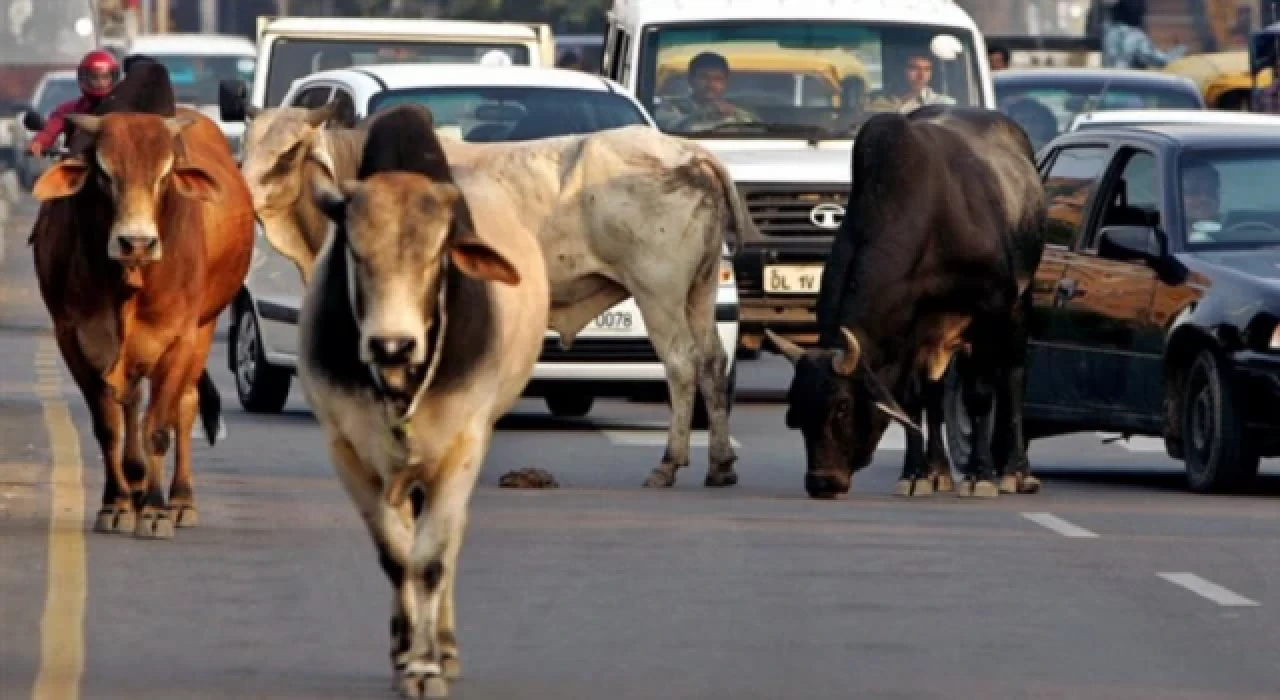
[600, 0, 993, 354]
[246, 17, 555, 109]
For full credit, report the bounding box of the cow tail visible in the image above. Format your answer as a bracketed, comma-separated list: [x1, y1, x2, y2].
[197, 369, 223, 447]
[700, 152, 757, 255]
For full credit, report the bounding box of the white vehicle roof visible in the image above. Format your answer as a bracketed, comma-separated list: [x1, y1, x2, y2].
[610, 0, 979, 29]
[40, 70, 77, 83]
[307, 63, 627, 92]
[127, 33, 257, 56]
[259, 17, 544, 41]
[1069, 109, 1280, 131]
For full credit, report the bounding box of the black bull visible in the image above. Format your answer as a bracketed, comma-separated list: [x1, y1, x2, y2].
[766, 105, 1047, 500]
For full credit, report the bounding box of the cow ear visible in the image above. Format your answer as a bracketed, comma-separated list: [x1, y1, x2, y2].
[32, 159, 90, 201]
[449, 237, 521, 286]
[172, 165, 220, 201]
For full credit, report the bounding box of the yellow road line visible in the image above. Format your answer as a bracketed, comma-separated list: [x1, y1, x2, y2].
[30, 339, 85, 700]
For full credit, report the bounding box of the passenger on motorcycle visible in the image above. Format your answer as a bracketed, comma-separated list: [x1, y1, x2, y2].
[26, 49, 120, 158]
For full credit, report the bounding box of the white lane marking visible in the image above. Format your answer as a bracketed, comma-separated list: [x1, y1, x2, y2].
[1020, 512, 1099, 538]
[1157, 572, 1259, 607]
[602, 430, 741, 449]
[1094, 433, 1168, 452]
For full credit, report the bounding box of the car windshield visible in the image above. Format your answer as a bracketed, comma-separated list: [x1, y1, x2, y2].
[264, 39, 532, 106]
[369, 86, 650, 142]
[997, 79, 1202, 151]
[144, 53, 256, 106]
[1180, 148, 1280, 250]
[638, 21, 982, 139]
[36, 78, 80, 114]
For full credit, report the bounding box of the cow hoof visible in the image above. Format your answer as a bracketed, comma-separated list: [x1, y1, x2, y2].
[171, 505, 199, 528]
[398, 660, 447, 698]
[894, 479, 934, 497]
[93, 507, 135, 534]
[932, 473, 955, 493]
[704, 469, 738, 488]
[1018, 475, 1042, 494]
[441, 655, 462, 681]
[134, 511, 175, 539]
[999, 475, 1019, 494]
[957, 480, 1000, 499]
[643, 468, 676, 488]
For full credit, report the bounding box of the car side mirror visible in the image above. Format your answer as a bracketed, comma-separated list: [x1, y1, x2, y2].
[218, 79, 250, 122]
[21, 109, 45, 132]
[1098, 225, 1167, 264]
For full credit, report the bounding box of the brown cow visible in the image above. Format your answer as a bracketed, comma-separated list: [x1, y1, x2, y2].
[30, 108, 254, 539]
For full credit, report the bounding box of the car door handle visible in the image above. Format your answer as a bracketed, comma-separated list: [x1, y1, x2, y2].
[1055, 278, 1083, 304]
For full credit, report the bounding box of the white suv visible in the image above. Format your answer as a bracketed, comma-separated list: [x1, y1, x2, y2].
[229, 63, 740, 425]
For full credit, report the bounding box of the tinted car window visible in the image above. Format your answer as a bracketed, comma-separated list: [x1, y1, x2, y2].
[1043, 145, 1111, 247]
[142, 53, 256, 106]
[1179, 149, 1280, 249]
[369, 86, 650, 142]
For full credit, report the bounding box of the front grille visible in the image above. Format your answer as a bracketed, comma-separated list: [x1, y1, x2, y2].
[539, 337, 660, 363]
[738, 183, 850, 237]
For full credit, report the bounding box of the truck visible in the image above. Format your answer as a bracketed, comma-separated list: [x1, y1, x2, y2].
[599, 0, 996, 354]
[223, 16, 555, 113]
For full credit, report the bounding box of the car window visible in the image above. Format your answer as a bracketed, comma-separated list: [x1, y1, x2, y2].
[330, 89, 358, 128]
[1180, 148, 1280, 250]
[368, 86, 651, 142]
[1091, 149, 1159, 252]
[141, 53, 256, 106]
[997, 81, 1201, 147]
[291, 86, 332, 109]
[1042, 145, 1111, 248]
[263, 39, 533, 107]
[36, 79, 80, 115]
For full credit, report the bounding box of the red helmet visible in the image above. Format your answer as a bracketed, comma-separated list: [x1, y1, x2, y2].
[77, 49, 120, 98]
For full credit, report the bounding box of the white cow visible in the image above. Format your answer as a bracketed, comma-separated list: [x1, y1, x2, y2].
[297, 105, 550, 698]
[242, 102, 758, 489]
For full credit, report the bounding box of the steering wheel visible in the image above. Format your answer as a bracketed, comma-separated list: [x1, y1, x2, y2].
[1221, 220, 1280, 238]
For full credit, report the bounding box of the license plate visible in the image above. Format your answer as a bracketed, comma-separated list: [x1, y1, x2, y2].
[591, 310, 636, 333]
[765, 265, 823, 294]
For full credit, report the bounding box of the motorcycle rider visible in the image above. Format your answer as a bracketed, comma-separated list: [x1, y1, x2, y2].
[26, 49, 121, 158]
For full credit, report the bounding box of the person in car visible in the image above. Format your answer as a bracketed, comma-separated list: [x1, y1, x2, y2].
[1182, 158, 1221, 244]
[653, 51, 757, 132]
[27, 49, 120, 158]
[865, 51, 956, 113]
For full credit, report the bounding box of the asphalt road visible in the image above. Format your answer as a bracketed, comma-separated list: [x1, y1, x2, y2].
[6, 202, 1280, 700]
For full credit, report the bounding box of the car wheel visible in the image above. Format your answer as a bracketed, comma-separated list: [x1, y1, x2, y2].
[691, 364, 737, 430]
[546, 392, 593, 418]
[232, 305, 292, 414]
[1181, 349, 1259, 493]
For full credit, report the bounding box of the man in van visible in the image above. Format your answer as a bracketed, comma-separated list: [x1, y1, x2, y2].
[654, 51, 757, 132]
[866, 51, 956, 113]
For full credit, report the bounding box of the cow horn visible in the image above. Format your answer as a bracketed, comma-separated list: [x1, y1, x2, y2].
[163, 115, 198, 137]
[764, 329, 805, 364]
[65, 114, 102, 135]
[305, 100, 339, 128]
[874, 400, 924, 436]
[831, 327, 861, 377]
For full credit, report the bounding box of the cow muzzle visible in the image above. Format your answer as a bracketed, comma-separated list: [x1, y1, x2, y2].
[363, 331, 428, 396]
[109, 227, 163, 264]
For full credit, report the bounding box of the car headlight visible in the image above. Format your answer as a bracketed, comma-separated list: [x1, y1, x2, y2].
[719, 259, 735, 286]
[1270, 324, 1280, 350]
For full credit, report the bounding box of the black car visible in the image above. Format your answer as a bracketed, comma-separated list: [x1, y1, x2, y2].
[994, 68, 1205, 152]
[945, 124, 1280, 493]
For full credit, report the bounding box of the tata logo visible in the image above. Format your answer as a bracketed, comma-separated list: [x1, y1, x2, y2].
[809, 203, 845, 230]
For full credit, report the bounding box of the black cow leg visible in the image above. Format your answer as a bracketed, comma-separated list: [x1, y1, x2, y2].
[998, 365, 1040, 494]
[923, 377, 955, 493]
[958, 363, 999, 499]
[895, 376, 935, 497]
